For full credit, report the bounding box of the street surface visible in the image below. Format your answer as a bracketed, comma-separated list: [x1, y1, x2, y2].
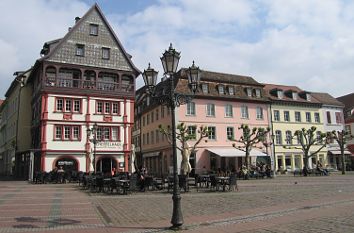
[0, 173, 354, 233]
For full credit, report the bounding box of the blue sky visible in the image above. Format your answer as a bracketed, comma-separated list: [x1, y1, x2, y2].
[1, 0, 353, 98]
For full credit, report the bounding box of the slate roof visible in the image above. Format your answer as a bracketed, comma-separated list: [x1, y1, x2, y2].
[311, 92, 344, 107]
[263, 83, 321, 105]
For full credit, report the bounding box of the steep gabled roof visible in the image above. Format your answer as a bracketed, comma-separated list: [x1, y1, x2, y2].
[311, 92, 344, 107]
[337, 93, 354, 110]
[38, 3, 140, 75]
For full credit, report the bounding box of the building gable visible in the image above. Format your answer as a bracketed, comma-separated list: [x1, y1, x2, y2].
[43, 4, 137, 73]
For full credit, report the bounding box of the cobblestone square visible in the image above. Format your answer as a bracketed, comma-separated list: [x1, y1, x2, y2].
[1, 173, 354, 233]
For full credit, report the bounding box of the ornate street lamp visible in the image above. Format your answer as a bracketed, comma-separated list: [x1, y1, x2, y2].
[87, 122, 98, 173]
[143, 43, 201, 229]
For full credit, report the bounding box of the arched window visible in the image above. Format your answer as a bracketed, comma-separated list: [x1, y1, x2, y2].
[45, 66, 56, 86]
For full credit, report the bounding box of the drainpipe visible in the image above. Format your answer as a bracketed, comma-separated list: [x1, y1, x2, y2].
[14, 74, 25, 177]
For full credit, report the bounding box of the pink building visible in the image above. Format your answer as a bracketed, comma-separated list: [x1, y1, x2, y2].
[134, 69, 270, 176]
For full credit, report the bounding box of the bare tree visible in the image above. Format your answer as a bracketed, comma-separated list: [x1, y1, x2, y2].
[283, 126, 330, 171]
[159, 123, 209, 175]
[329, 130, 353, 175]
[231, 124, 270, 170]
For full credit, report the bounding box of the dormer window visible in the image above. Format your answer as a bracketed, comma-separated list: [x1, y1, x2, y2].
[228, 86, 234, 95]
[255, 89, 261, 98]
[202, 83, 209, 94]
[277, 90, 283, 99]
[218, 85, 224, 94]
[306, 93, 311, 101]
[246, 88, 252, 97]
[292, 92, 298, 100]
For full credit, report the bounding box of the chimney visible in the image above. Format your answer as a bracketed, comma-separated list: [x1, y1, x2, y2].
[75, 17, 80, 23]
[68, 27, 72, 31]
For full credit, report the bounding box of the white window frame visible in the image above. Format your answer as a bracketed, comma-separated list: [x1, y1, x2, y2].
[206, 103, 215, 117]
[208, 126, 216, 140]
[256, 106, 263, 119]
[241, 105, 249, 119]
[275, 130, 282, 145]
[274, 110, 280, 121]
[284, 111, 290, 122]
[295, 112, 301, 122]
[226, 127, 234, 140]
[306, 112, 311, 123]
[186, 102, 196, 116]
[225, 104, 233, 117]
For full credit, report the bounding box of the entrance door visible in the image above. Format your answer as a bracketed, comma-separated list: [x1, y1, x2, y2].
[97, 157, 117, 175]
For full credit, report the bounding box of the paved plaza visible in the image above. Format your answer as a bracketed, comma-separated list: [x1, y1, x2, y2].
[1, 174, 354, 233]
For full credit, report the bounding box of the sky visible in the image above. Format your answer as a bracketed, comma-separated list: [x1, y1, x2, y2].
[0, 0, 353, 98]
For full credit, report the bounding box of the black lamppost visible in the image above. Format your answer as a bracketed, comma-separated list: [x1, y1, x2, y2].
[142, 43, 201, 229]
[87, 123, 98, 173]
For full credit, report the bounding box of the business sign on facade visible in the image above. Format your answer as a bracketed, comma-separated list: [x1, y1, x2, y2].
[97, 141, 123, 149]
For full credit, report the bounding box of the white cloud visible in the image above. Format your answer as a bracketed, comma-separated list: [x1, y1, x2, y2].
[0, 0, 353, 98]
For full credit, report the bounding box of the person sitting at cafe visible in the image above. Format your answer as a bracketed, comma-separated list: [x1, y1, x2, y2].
[111, 167, 116, 177]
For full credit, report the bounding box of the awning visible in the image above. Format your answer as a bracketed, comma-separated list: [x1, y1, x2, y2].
[328, 150, 352, 155]
[207, 148, 267, 157]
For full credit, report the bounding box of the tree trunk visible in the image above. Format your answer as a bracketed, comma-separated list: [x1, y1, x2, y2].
[341, 146, 346, 175]
[245, 150, 250, 170]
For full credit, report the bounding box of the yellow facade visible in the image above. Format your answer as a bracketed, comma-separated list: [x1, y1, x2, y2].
[271, 104, 327, 171]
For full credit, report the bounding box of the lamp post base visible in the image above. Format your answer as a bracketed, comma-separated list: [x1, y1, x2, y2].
[171, 194, 183, 228]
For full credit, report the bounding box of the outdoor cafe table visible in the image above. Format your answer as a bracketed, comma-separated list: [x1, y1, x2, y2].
[216, 176, 229, 192]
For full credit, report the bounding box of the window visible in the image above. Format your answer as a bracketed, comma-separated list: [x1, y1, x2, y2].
[147, 114, 150, 124]
[306, 93, 311, 101]
[326, 111, 331, 124]
[277, 90, 283, 99]
[156, 129, 160, 143]
[306, 112, 311, 122]
[295, 112, 301, 122]
[285, 131, 292, 145]
[112, 127, 118, 141]
[335, 112, 343, 123]
[56, 99, 63, 111]
[73, 126, 80, 140]
[275, 130, 282, 145]
[146, 132, 150, 144]
[151, 112, 154, 123]
[218, 85, 224, 94]
[89, 24, 98, 35]
[208, 126, 216, 140]
[228, 86, 234, 95]
[156, 109, 159, 121]
[161, 106, 165, 118]
[297, 134, 302, 145]
[225, 104, 233, 117]
[142, 116, 145, 126]
[292, 92, 298, 100]
[151, 131, 154, 144]
[74, 100, 80, 112]
[112, 103, 119, 114]
[255, 89, 261, 98]
[256, 107, 263, 119]
[188, 126, 197, 139]
[104, 102, 111, 114]
[206, 103, 215, 117]
[65, 99, 72, 112]
[274, 110, 280, 121]
[142, 134, 146, 145]
[202, 84, 209, 93]
[246, 88, 252, 97]
[96, 101, 120, 115]
[187, 102, 196, 115]
[98, 126, 120, 141]
[55, 126, 62, 140]
[97, 102, 103, 113]
[64, 126, 71, 140]
[76, 44, 85, 56]
[314, 113, 320, 123]
[316, 131, 322, 142]
[227, 127, 234, 140]
[102, 47, 110, 59]
[284, 111, 290, 122]
[241, 106, 249, 119]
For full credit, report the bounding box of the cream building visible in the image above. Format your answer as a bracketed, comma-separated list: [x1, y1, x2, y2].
[264, 84, 327, 172]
